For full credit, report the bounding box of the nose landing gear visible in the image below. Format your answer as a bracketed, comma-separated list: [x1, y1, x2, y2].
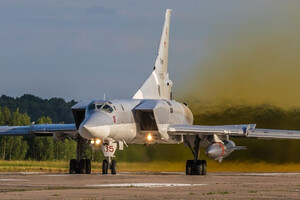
[101, 142, 118, 175]
[102, 158, 117, 174]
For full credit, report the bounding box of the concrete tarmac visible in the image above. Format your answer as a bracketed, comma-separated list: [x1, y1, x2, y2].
[1, 172, 300, 199]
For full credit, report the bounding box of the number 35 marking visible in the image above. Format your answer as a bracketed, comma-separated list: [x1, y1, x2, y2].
[105, 146, 114, 152]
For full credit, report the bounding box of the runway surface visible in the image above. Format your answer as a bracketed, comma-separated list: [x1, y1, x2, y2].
[1, 172, 300, 199]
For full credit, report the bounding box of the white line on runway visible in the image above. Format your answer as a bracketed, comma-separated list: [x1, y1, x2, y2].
[85, 183, 207, 188]
[0, 179, 27, 181]
[20, 172, 42, 175]
[42, 174, 69, 177]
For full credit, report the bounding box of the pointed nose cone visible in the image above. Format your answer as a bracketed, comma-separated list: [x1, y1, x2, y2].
[79, 113, 111, 140]
[79, 124, 110, 139]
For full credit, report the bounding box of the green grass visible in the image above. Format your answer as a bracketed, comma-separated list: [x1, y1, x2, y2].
[0, 160, 69, 172]
[1, 160, 300, 173]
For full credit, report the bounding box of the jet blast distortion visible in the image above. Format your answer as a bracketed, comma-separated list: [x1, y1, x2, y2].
[1, 9, 300, 175]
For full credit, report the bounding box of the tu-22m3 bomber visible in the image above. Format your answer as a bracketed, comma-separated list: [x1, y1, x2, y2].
[1, 9, 300, 175]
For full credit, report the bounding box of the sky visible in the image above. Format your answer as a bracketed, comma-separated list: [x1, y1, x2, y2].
[0, 1, 299, 107]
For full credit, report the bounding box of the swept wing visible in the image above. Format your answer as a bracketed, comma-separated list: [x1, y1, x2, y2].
[0, 124, 77, 136]
[167, 124, 300, 139]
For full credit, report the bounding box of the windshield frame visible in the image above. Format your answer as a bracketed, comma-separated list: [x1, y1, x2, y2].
[101, 104, 114, 113]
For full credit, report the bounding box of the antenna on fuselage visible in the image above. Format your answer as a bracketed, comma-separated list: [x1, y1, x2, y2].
[103, 93, 106, 101]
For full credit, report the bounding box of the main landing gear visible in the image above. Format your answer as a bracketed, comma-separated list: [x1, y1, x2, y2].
[184, 135, 207, 175]
[69, 136, 91, 174]
[69, 158, 91, 174]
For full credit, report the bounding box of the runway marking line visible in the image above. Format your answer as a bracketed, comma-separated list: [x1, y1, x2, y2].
[84, 183, 207, 188]
[42, 174, 69, 177]
[0, 179, 27, 181]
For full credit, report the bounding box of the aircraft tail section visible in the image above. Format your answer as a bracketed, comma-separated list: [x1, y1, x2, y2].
[133, 9, 173, 100]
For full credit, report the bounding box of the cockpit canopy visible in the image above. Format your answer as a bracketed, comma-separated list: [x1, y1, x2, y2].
[87, 101, 114, 114]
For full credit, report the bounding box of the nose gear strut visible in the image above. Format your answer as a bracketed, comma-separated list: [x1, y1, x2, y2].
[101, 142, 117, 174]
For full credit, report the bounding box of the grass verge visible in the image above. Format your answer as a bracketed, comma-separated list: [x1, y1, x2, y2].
[1, 160, 300, 173]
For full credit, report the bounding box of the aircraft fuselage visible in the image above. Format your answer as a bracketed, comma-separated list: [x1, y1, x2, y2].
[79, 99, 193, 144]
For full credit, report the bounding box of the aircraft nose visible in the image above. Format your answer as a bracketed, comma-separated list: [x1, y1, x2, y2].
[79, 112, 111, 140]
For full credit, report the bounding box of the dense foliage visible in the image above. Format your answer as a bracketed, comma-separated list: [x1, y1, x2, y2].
[0, 94, 75, 123]
[0, 107, 76, 161]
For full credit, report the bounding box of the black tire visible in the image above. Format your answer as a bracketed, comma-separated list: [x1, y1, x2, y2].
[69, 159, 77, 174]
[111, 160, 117, 175]
[202, 160, 207, 175]
[85, 159, 91, 174]
[186, 160, 192, 175]
[102, 159, 108, 174]
[195, 160, 203, 175]
[79, 159, 86, 174]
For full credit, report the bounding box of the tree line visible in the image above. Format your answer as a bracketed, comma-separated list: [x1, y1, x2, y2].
[0, 107, 77, 161]
[0, 94, 75, 123]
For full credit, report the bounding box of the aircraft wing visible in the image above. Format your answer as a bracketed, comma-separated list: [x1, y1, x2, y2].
[247, 128, 300, 139]
[167, 124, 300, 139]
[0, 124, 77, 136]
[167, 124, 255, 136]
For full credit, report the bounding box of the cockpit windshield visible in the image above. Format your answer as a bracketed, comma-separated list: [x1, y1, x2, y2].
[96, 104, 103, 109]
[102, 104, 113, 113]
[87, 102, 113, 113]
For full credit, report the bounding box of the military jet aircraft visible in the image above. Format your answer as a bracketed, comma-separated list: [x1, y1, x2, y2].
[1, 9, 300, 175]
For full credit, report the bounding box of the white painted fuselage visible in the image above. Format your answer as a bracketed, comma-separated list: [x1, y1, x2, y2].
[79, 99, 193, 144]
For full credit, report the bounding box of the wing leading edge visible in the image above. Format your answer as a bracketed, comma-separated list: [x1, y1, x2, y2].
[167, 124, 300, 139]
[247, 128, 300, 139]
[168, 124, 256, 136]
[0, 124, 77, 136]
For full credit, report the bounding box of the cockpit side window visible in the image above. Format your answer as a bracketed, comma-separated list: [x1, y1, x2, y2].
[102, 104, 113, 113]
[87, 103, 95, 111]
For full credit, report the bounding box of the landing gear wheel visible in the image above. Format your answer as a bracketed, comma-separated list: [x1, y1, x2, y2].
[186, 160, 192, 175]
[201, 160, 207, 175]
[185, 160, 207, 175]
[102, 159, 108, 174]
[69, 159, 77, 174]
[195, 160, 203, 175]
[111, 160, 117, 175]
[79, 159, 86, 174]
[85, 159, 91, 174]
